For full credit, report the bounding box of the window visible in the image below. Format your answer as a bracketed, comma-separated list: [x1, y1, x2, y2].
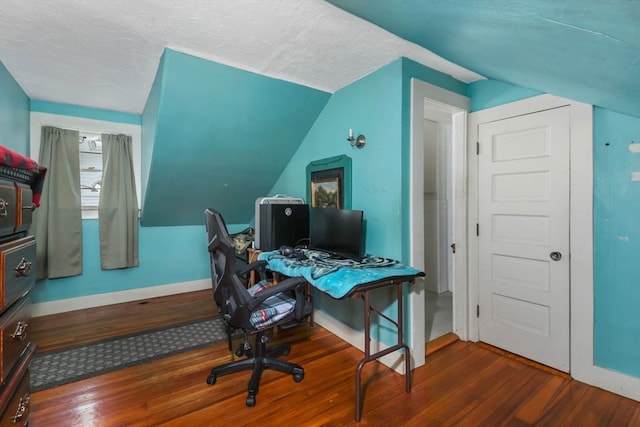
[30, 112, 142, 220]
[79, 132, 103, 208]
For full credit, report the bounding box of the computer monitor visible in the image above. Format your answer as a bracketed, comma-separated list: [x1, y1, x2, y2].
[309, 207, 365, 261]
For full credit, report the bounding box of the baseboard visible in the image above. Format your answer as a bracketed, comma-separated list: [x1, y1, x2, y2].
[573, 364, 640, 402]
[313, 309, 414, 374]
[30, 279, 211, 317]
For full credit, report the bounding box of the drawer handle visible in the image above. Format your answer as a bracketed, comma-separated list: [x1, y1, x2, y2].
[11, 321, 29, 341]
[11, 393, 30, 423]
[0, 198, 8, 217]
[14, 258, 32, 277]
[22, 203, 36, 212]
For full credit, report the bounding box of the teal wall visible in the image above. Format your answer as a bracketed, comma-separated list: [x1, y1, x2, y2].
[270, 60, 405, 258]
[140, 48, 330, 227]
[33, 221, 210, 302]
[31, 100, 140, 125]
[268, 58, 467, 345]
[269, 59, 405, 338]
[141, 51, 164, 202]
[468, 79, 542, 112]
[0, 60, 30, 154]
[593, 107, 640, 378]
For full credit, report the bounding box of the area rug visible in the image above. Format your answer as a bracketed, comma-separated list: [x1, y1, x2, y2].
[30, 317, 232, 392]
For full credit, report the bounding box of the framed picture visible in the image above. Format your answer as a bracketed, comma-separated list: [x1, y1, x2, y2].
[306, 155, 352, 209]
[311, 176, 341, 208]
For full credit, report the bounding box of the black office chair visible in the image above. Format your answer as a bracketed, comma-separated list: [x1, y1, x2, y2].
[204, 208, 313, 406]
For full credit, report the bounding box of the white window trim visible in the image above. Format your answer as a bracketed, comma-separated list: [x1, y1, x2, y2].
[30, 112, 142, 219]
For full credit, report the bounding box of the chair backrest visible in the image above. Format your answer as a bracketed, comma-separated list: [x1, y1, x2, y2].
[204, 208, 252, 326]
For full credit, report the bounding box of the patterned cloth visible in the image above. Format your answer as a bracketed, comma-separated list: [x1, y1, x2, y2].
[258, 249, 424, 299]
[0, 145, 47, 206]
[248, 280, 295, 329]
[231, 227, 254, 259]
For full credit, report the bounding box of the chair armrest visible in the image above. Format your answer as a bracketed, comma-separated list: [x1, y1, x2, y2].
[246, 276, 308, 311]
[236, 259, 267, 276]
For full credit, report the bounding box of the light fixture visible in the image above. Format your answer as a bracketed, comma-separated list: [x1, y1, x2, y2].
[347, 128, 366, 149]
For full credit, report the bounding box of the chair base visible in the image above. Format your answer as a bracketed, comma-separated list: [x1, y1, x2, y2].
[206, 331, 304, 407]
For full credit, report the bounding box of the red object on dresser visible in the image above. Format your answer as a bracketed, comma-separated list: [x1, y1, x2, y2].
[0, 146, 47, 207]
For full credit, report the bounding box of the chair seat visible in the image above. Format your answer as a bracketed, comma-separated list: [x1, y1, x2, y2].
[248, 281, 295, 329]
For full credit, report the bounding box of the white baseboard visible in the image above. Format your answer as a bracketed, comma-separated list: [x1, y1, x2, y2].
[313, 309, 415, 374]
[573, 363, 640, 402]
[31, 279, 211, 317]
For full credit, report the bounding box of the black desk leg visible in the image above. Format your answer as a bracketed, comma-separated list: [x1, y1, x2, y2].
[355, 283, 411, 422]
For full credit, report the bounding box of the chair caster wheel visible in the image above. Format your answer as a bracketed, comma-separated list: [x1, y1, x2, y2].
[282, 347, 290, 356]
[246, 394, 256, 407]
[206, 374, 217, 385]
[235, 347, 244, 357]
[293, 372, 304, 382]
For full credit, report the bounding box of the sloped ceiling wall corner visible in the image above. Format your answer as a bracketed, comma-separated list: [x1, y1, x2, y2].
[328, 0, 640, 118]
[140, 48, 331, 226]
[140, 50, 166, 211]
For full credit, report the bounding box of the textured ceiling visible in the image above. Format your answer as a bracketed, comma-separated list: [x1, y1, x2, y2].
[0, 0, 482, 114]
[328, 0, 640, 118]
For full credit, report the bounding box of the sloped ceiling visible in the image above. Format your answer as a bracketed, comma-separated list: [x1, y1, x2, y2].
[0, 0, 484, 227]
[2, 1, 638, 227]
[0, 0, 481, 114]
[328, 0, 640, 118]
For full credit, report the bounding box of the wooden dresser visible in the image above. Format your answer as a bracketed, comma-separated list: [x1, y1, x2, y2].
[0, 166, 40, 426]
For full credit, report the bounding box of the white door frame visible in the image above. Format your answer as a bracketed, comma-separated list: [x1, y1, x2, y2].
[412, 88, 640, 400]
[410, 78, 469, 369]
[469, 95, 587, 344]
[469, 94, 639, 401]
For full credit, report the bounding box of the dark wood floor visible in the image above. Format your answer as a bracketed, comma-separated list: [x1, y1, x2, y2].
[29, 290, 640, 426]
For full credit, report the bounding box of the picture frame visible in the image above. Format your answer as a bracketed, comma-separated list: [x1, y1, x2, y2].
[306, 155, 351, 209]
[311, 176, 341, 208]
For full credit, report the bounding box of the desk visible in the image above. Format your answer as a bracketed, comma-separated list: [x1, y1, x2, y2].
[258, 249, 424, 422]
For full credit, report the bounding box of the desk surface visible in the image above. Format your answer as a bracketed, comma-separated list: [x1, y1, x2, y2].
[258, 249, 424, 299]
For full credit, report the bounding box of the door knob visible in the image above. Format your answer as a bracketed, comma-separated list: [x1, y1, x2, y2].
[550, 251, 562, 261]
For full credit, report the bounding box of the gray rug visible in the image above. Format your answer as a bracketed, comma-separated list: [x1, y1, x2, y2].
[30, 317, 231, 392]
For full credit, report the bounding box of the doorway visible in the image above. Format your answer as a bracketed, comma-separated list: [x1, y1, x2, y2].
[422, 104, 453, 342]
[409, 78, 469, 368]
[410, 91, 603, 392]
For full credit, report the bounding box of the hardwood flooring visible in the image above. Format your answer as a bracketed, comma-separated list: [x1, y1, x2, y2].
[29, 290, 640, 426]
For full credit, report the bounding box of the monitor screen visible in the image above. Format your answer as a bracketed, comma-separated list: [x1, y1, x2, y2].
[309, 207, 365, 261]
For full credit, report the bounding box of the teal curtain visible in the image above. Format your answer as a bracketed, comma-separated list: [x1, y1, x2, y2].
[33, 126, 82, 279]
[99, 133, 139, 269]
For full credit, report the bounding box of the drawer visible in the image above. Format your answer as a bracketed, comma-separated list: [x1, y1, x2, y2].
[14, 184, 33, 235]
[0, 296, 31, 384]
[0, 236, 35, 310]
[0, 183, 16, 239]
[0, 181, 34, 239]
[0, 369, 29, 427]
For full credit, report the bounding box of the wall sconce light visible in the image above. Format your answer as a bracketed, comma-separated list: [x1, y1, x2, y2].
[347, 128, 366, 149]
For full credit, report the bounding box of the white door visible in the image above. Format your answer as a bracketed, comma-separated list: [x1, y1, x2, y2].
[478, 106, 570, 372]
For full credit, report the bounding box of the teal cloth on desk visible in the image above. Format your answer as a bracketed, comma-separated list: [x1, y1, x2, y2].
[257, 249, 423, 299]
